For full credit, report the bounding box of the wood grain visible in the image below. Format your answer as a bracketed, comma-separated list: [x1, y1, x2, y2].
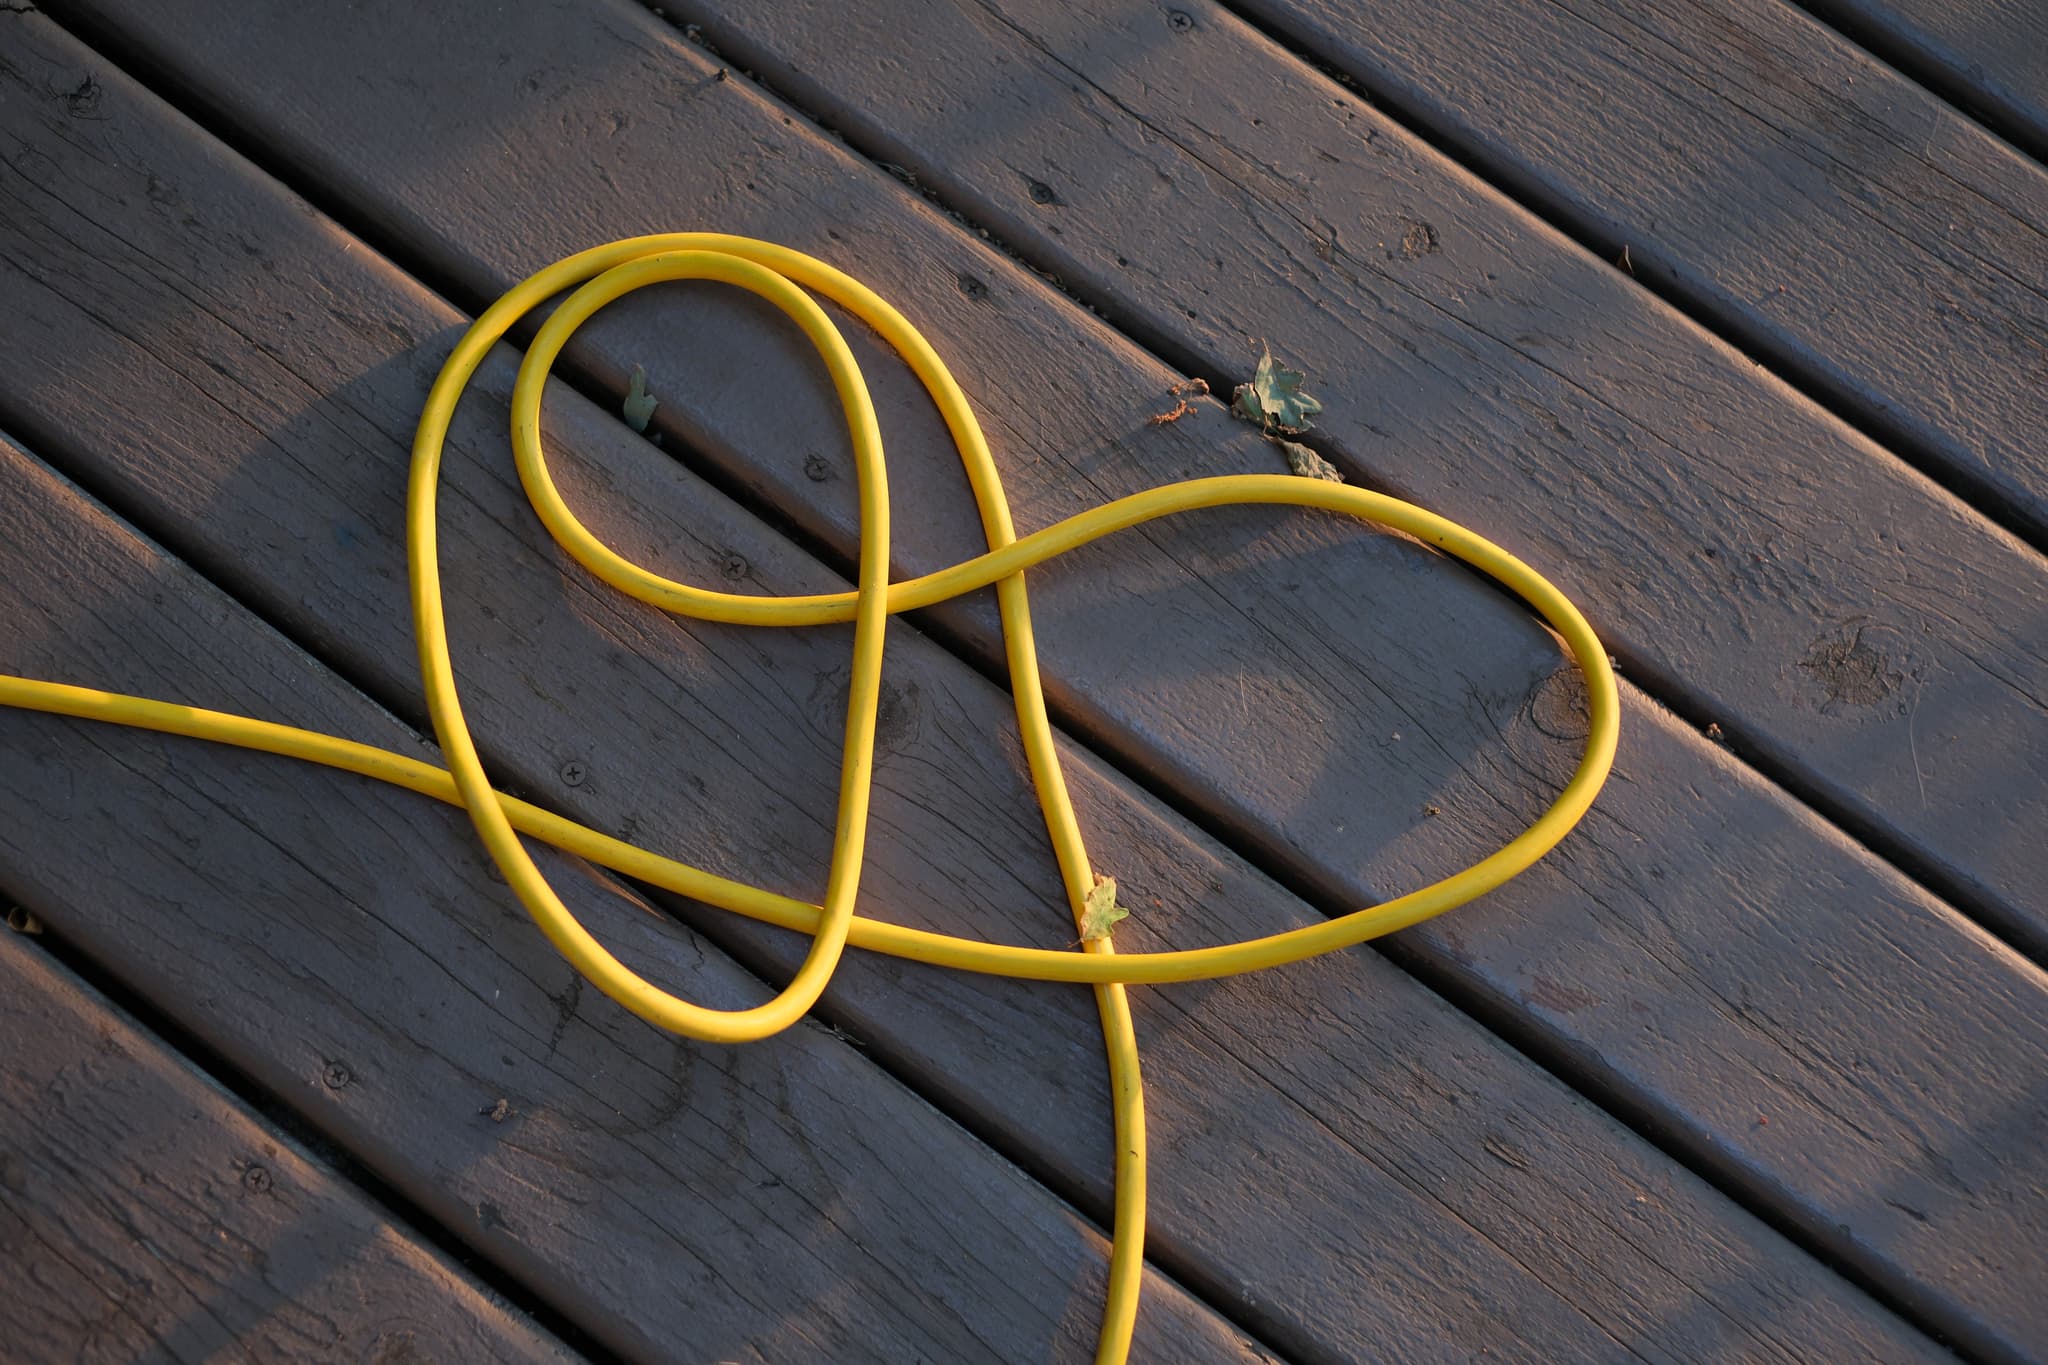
[0, 15, 1958, 1362]
[1224, 0, 2048, 532]
[662, 0, 2048, 958]
[0, 433, 1275, 1363]
[0, 932, 577, 1365]
[30, 2, 2042, 1352]
[1796, 0, 2048, 159]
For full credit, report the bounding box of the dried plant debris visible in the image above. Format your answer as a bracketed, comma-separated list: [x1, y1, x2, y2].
[1148, 376, 1210, 426]
[1232, 347, 1322, 436]
[623, 364, 659, 433]
[1229, 347, 1341, 481]
[1279, 440, 1343, 483]
[1079, 874, 1129, 942]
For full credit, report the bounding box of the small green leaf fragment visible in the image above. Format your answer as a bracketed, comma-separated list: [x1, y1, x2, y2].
[623, 364, 659, 434]
[1231, 347, 1322, 435]
[1079, 875, 1128, 942]
[1279, 440, 1344, 483]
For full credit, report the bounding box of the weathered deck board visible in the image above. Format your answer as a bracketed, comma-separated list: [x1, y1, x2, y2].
[0, 434, 1277, 1363]
[1797, 0, 2048, 159]
[0, 931, 577, 1365]
[0, 22, 1946, 1362]
[24, 0, 2048, 1358]
[1219, 0, 2048, 535]
[668, 0, 2048, 956]
[32, 1, 2048, 1354]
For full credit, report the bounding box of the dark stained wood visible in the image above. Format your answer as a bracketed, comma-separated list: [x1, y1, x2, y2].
[1222, 0, 2048, 534]
[0, 17, 1957, 1363]
[30, 1, 2046, 1354]
[1220, 0, 2048, 527]
[0, 444, 1271, 1364]
[665, 0, 2048, 959]
[1797, 0, 2048, 159]
[0, 932, 577, 1365]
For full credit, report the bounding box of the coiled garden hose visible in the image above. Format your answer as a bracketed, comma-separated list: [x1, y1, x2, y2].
[0, 234, 1619, 1363]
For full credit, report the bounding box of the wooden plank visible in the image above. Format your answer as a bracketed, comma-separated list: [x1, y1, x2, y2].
[0, 437, 1273, 1364]
[0, 18, 1953, 1365]
[0, 931, 577, 1365]
[34, 3, 2043, 1354]
[658, 0, 2048, 959]
[1797, 0, 2048, 160]
[0, 5, 2031, 1358]
[1219, 0, 2048, 530]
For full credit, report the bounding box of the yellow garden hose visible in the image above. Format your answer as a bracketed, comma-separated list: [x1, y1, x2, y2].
[0, 234, 1618, 1363]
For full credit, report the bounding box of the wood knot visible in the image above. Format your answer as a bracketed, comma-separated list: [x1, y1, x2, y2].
[1397, 221, 1440, 259]
[1798, 621, 1901, 712]
[1528, 668, 1589, 740]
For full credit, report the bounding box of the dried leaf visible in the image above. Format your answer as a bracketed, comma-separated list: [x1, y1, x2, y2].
[1231, 347, 1322, 435]
[623, 364, 659, 434]
[1279, 440, 1343, 483]
[1079, 874, 1128, 942]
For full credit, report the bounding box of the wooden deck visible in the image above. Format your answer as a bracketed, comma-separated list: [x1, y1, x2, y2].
[1, 0, 2042, 1359]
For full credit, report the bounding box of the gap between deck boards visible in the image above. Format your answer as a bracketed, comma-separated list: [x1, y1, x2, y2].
[8, 5, 2039, 1358]
[1209, 0, 2048, 548]
[642, 0, 2048, 970]
[1787, 0, 2048, 163]
[2, 906, 625, 1363]
[33, 0, 2047, 979]
[0, 924, 588, 1364]
[0, 29, 1926, 1348]
[0, 431, 1280, 1363]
